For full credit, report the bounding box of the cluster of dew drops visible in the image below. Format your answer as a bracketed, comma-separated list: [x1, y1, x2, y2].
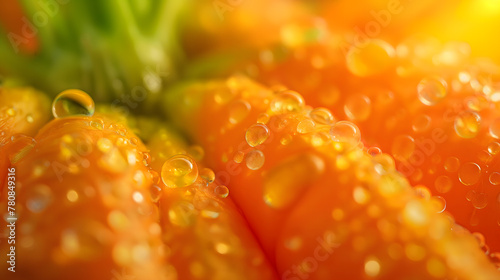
[6, 89, 230, 215]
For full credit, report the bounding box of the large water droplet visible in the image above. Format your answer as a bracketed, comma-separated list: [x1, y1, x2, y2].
[434, 175, 452, 193]
[245, 150, 265, 170]
[330, 121, 361, 150]
[417, 77, 447, 106]
[270, 91, 305, 114]
[309, 107, 335, 125]
[52, 89, 95, 118]
[161, 155, 198, 188]
[245, 124, 270, 147]
[489, 118, 500, 139]
[228, 99, 251, 124]
[454, 111, 481, 139]
[344, 94, 371, 121]
[444, 157, 460, 172]
[391, 135, 415, 161]
[458, 162, 481, 186]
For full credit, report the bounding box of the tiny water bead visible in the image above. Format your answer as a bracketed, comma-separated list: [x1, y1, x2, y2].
[458, 162, 482, 186]
[367, 147, 382, 156]
[200, 168, 215, 183]
[444, 157, 460, 172]
[430, 196, 447, 213]
[269, 90, 305, 114]
[214, 185, 229, 198]
[52, 89, 95, 118]
[487, 142, 500, 155]
[489, 172, 500, 185]
[245, 150, 265, 170]
[489, 118, 500, 139]
[454, 110, 481, 139]
[245, 124, 270, 147]
[309, 107, 335, 125]
[434, 175, 452, 193]
[149, 185, 162, 203]
[296, 119, 316, 134]
[391, 135, 415, 161]
[472, 192, 488, 210]
[346, 39, 395, 77]
[417, 77, 448, 106]
[330, 121, 361, 150]
[228, 99, 251, 124]
[412, 114, 431, 133]
[161, 155, 198, 188]
[344, 94, 372, 121]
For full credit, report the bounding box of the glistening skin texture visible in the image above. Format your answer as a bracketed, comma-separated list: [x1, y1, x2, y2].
[184, 14, 500, 253]
[0, 111, 277, 280]
[163, 76, 500, 279]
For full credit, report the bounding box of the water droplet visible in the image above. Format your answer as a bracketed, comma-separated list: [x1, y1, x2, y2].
[454, 111, 481, 139]
[489, 172, 500, 185]
[412, 114, 431, 132]
[245, 150, 265, 170]
[233, 151, 245, 164]
[26, 184, 53, 213]
[391, 135, 415, 161]
[414, 186, 431, 199]
[430, 196, 446, 213]
[90, 119, 104, 130]
[434, 176, 452, 193]
[161, 155, 198, 188]
[367, 147, 382, 156]
[257, 113, 270, 124]
[330, 121, 361, 150]
[346, 39, 395, 77]
[149, 185, 162, 203]
[200, 168, 215, 183]
[228, 99, 251, 124]
[214, 185, 229, 198]
[26, 114, 34, 123]
[472, 192, 488, 209]
[309, 107, 335, 125]
[458, 162, 481, 186]
[344, 94, 371, 121]
[188, 145, 205, 162]
[296, 119, 316, 134]
[444, 157, 460, 172]
[245, 124, 269, 147]
[270, 91, 305, 114]
[489, 118, 500, 139]
[263, 153, 324, 208]
[417, 77, 447, 106]
[52, 89, 95, 118]
[488, 142, 500, 155]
